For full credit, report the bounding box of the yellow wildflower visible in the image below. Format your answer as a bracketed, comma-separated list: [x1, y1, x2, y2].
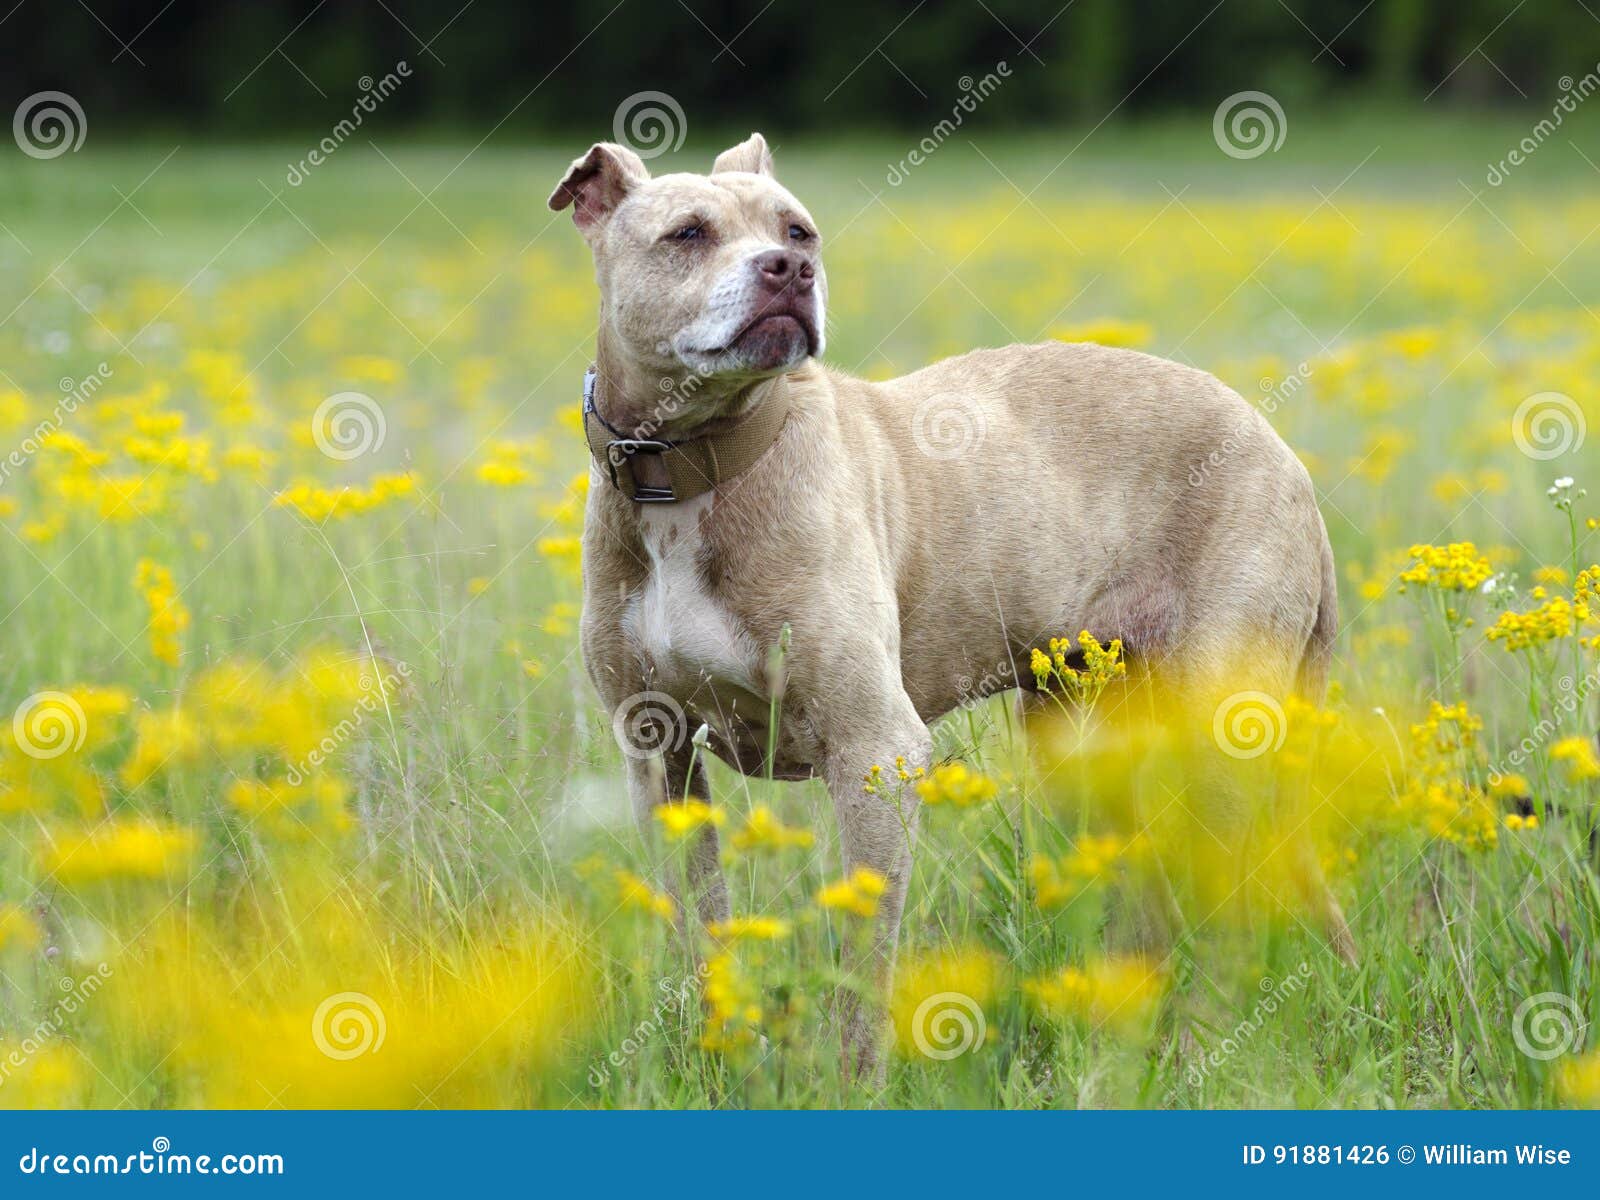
[40, 818, 198, 886]
[915, 761, 998, 807]
[816, 866, 887, 918]
[654, 798, 724, 841]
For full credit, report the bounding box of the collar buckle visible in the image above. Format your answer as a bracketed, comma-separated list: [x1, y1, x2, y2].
[605, 438, 676, 503]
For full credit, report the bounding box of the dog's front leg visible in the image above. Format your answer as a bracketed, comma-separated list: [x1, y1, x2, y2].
[627, 745, 732, 933]
[822, 693, 931, 1085]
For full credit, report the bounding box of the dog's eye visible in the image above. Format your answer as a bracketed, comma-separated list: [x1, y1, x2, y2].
[668, 223, 705, 242]
[788, 224, 813, 242]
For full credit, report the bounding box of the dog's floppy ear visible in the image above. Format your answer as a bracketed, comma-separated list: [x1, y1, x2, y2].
[711, 132, 774, 178]
[547, 142, 649, 233]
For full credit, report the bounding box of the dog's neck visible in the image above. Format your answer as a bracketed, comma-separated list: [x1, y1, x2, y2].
[590, 349, 789, 445]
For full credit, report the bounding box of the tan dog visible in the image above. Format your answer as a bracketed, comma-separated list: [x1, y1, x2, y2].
[550, 132, 1348, 1075]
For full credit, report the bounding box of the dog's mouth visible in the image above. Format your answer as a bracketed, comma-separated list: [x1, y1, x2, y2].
[711, 302, 819, 366]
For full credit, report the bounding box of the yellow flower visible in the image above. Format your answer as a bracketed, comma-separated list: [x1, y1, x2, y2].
[1031, 630, 1126, 707]
[1551, 736, 1600, 782]
[1559, 1050, 1600, 1107]
[1503, 812, 1539, 832]
[890, 948, 1001, 1058]
[708, 915, 792, 942]
[700, 951, 762, 1053]
[816, 866, 887, 918]
[0, 904, 41, 952]
[1031, 833, 1144, 908]
[40, 818, 198, 886]
[1024, 955, 1166, 1037]
[134, 558, 191, 667]
[1398, 542, 1492, 592]
[726, 805, 815, 855]
[915, 761, 998, 807]
[1051, 318, 1152, 348]
[612, 869, 675, 921]
[654, 798, 724, 841]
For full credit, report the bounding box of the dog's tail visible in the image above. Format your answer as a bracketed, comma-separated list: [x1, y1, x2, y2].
[1296, 518, 1338, 701]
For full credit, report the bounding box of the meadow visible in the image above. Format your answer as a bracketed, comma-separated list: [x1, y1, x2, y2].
[1, 110, 1599, 1108]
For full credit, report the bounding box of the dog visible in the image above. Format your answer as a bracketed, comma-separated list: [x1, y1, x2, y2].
[550, 132, 1350, 1076]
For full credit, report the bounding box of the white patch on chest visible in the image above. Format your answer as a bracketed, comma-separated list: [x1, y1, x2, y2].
[622, 495, 760, 694]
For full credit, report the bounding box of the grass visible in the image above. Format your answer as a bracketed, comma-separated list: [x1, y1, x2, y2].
[0, 109, 1598, 1108]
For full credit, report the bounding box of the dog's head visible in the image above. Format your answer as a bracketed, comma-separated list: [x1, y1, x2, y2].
[549, 132, 825, 399]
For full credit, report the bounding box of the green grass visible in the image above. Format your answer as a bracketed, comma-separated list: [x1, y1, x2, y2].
[0, 110, 1598, 1108]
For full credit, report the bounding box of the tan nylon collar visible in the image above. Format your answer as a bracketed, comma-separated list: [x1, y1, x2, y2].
[582, 365, 791, 504]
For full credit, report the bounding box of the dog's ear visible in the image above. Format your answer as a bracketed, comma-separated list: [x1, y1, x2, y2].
[547, 142, 649, 233]
[711, 132, 774, 178]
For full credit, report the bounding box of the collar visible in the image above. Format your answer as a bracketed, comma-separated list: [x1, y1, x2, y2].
[582, 365, 792, 504]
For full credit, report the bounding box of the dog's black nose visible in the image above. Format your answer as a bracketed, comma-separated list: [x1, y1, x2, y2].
[755, 249, 814, 291]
